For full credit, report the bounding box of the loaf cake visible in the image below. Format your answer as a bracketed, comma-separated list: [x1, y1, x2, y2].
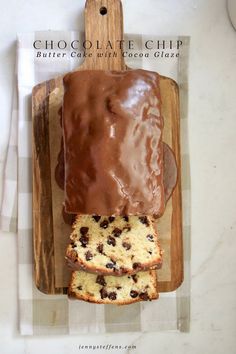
[62, 69, 165, 217]
[66, 214, 162, 275]
[68, 269, 158, 305]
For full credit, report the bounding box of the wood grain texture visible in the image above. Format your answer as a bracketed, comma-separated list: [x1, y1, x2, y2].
[158, 78, 183, 292]
[33, 80, 65, 294]
[81, 0, 126, 70]
[32, 0, 183, 295]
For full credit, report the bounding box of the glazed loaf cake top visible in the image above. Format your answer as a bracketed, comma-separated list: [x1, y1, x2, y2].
[62, 69, 164, 216]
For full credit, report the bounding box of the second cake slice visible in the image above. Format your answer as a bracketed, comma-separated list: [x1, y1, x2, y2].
[66, 215, 162, 276]
[68, 270, 158, 304]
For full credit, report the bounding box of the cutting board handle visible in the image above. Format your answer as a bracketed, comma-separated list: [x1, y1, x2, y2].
[81, 0, 126, 70]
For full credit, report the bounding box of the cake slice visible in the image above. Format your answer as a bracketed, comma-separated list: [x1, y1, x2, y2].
[66, 215, 162, 276]
[68, 270, 158, 305]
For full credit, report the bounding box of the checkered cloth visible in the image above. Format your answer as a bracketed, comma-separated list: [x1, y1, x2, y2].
[0, 31, 190, 335]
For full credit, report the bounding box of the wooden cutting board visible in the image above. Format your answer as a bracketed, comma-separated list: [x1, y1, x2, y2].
[32, 0, 183, 295]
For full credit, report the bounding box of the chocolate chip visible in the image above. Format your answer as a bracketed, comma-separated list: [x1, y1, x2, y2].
[130, 290, 139, 298]
[123, 226, 131, 232]
[139, 292, 149, 301]
[112, 228, 122, 237]
[148, 251, 153, 255]
[77, 285, 82, 290]
[147, 234, 154, 242]
[69, 250, 78, 262]
[107, 236, 116, 246]
[96, 275, 106, 286]
[106, 261, 116, 269]
[79, 235, 89, 248]
[100, 219, 109, 229]
[131, 274, 138, 283]
[108, 292, 117, 300]
[116, 286, 122, 290]
[92, 215, 101, 222]
[122, 241, 131, 250]
[85, 250, 93, 261]
[108, 216, 115, 223]
[96, 243, 104, 254]
[133, 262, 142, 270]
[139, 216, 150, 226]
[80, 226, 89, 235]
[123, 216, 129, 222]
[100, 288, 108, 299]
[70, 242, 77, 249]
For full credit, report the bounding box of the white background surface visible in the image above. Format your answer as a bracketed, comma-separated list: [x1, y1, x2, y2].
[0, 0, 236, 353]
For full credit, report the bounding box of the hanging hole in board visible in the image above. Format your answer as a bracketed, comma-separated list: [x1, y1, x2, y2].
[100, 6, 107, 15]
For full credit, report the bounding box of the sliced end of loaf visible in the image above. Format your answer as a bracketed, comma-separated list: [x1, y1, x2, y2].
[68, 270, 158, 305]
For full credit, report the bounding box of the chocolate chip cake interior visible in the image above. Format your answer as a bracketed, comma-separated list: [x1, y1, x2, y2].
[68, 270, 158, 305]
[66, 214, 162, 276]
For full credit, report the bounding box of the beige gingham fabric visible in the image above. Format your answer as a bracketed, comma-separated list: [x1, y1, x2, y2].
[0, 31, 190, 335]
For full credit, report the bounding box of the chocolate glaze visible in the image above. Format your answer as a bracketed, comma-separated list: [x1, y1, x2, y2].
[163, 143, 178, 202]
[62, 205, 76, 225]
[55, 139, 177, 225]
[55, 107, 64, 190]
[62, 69, 165, 216]
[55, 138, 65, 190]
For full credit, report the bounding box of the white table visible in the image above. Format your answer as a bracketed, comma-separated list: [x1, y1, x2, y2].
[0, 0, 236, 353]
